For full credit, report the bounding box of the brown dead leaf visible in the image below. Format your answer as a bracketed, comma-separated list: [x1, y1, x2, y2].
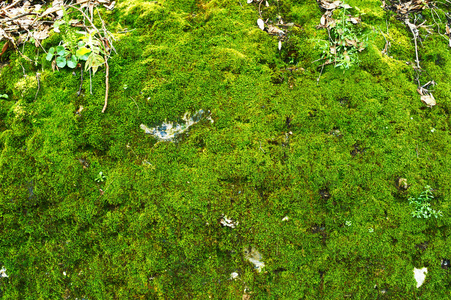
[0, 0, 115, 50]
[0, 41, 9, 56]
[421, 93, 436, 108]
[395, 0, 430, 15]
[33, 28, 49, 41]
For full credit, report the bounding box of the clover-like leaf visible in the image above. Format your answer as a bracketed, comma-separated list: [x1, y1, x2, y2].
[46, 47, 55, 61]
[67, 55, 78, 68]
[56, 45, 66, 56]
[56, 56, 67, 68]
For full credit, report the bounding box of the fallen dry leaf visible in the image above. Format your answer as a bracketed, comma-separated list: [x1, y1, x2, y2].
[257, 18, 265, 30]
[349, 17, 360, 24]
[33, 28, 49, 41]
[0, 0, 115, 49]
[267, 25, 284, 35]
[421, 93, 436, 108]
[318, 0, 342, 10]
[0, 41, 9, 56]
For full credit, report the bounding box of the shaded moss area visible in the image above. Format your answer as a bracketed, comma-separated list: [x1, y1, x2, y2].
[1, 0, 451, 298]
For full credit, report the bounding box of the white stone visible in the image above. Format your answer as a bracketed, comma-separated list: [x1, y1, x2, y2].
[413, 267, 427, 288]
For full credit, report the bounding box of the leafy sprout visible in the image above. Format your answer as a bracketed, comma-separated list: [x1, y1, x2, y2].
[408, 185, 443, 219]
[94, 171, 106, 183]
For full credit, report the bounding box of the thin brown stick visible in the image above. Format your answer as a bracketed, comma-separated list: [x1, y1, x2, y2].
[317, 63, 325, 85]
[101, 56, 109, 113]
[405, 18, 421, 70]
[1, 0, 20, 13]
[258, 0, 263, 19]
[67, 4, 102, 40]
[1, 12, 38, 23]
[96, 7, 116, 54]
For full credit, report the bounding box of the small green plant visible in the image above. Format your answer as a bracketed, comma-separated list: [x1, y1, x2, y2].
[46, 43, 84, 69]
[0, 94, 8, 99]
[315, 2, 368, 70]
[95, 171, 106, 183]
[46, 7, 105, 73]
[408, 185, 443, 219]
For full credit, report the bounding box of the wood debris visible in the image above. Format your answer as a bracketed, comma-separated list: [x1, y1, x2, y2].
[384, 1, 440, 107]
[417, 81, 437, 107]
[317, 1, 361, 30]
[1, 0, 116, 113]
[394, 0, 430, 15]
[317, 0, 342, 11]
[420, 94, 436, 107]
[0, 0, 115, 50]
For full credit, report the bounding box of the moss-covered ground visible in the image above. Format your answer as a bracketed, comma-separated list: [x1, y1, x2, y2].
[1, 0, 451, 298]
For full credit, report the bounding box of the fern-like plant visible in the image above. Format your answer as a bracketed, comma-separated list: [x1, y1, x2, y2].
[408, 185, 443, 219]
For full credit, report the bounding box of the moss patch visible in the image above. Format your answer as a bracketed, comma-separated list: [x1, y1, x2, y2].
[1, 0, 451, 298]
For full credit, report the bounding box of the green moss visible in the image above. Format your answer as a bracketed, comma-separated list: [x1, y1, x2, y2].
[1, 0, 451, 298]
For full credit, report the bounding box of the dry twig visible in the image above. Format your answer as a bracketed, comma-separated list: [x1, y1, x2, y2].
[101, 54, 109, 113]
